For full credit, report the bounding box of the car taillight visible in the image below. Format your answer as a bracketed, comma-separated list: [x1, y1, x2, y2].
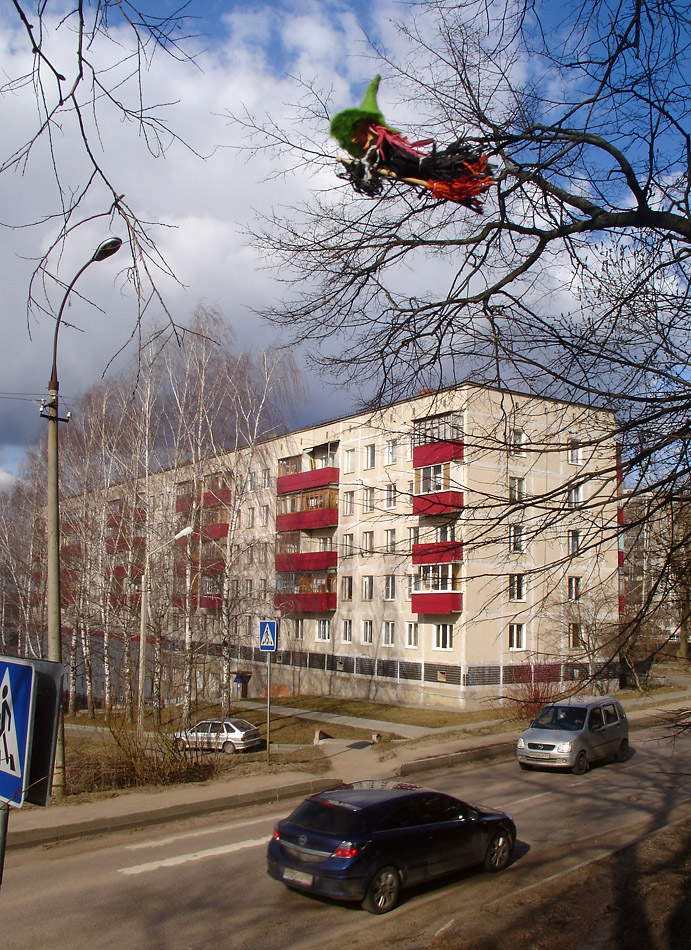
[332, 841, 359, 859]
[272, 828, 280, 841]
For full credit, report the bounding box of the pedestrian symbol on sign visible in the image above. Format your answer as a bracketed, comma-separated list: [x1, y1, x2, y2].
[259, 621, 277, 651]
[0, 669, 20, 778]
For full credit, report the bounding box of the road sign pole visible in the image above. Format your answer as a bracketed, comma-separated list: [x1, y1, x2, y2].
[0, 801, 9, 888]
[266, 652, 271, 765]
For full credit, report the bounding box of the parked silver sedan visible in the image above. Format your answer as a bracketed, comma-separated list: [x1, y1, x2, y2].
[516, 695, 629, 774]
[173, 718, 261, 754]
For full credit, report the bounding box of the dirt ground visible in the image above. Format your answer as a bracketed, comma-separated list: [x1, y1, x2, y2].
[435, 816, 691, 950]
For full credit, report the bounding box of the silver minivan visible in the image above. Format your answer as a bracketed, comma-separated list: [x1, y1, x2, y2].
[516, 696, 629, 774]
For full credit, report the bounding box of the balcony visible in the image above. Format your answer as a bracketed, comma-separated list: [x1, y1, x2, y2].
[275, 551, 337, 572]
[276, 508, 339, 532]
[413, 491, 464, 516]
[203, 488, 232, 508]
[412, 541, 463, 565]
[277, 466, 339, 495]
[411, 591, 463, 614]
[274, 591, 337, 613]
[199, 594, 222, 610]
[413, 441, 464, 467]
[201, 522, 229, 540]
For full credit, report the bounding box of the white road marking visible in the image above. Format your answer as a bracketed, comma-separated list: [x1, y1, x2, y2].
[502, 791, 552, 807]
[119, 836, 268, 874]
[434, 919, 456, 937]
[126, 814, 282, 850]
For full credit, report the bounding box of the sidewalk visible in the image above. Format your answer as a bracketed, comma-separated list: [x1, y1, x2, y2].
[6, 687, 690, 851]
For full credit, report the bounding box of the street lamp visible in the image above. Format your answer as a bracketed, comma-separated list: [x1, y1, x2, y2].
[138, 525, 193, 733]
[41, 236, 123, 796]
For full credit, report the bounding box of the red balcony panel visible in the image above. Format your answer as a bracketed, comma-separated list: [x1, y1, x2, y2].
[274, 592, 337, 613]
[173, 593, 185, 609]
[412, 591, 463, 614]
[277, 467, 339, 495]
[618, 550, 625, 567]
[412, 541, 463, 564]
[202, 557, 226, 574]
[132, 536, 146, 549]
[199, 595, 222, 610]
[276, 509, 339, 532]
[61, 543, 81, 557]
[201, 522, 229, 540]
[619, 594, 626, 614]
[617, 508, 625, 525]
[413, 491, 464, 516]
[413, 441, 464, 467]
[134, 507, 147, 521]
[176, 495, 194, 513]
[275, 551, 337, 572]
[113, 565, 129, 578]
[203, 488, 232, 507]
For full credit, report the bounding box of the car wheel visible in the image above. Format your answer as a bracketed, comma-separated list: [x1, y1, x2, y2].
[518, 762, 532, 771]
[222, 741, 236, 755]
[616, 738, 629, 763]
[483, 831, 512, 872]
[174, 738, 185, 753]
[572, 750, 589, 775]
[362, 866, 401, 914]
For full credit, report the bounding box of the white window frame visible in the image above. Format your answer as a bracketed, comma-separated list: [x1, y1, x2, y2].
[509, 573, 526, 601]
[362, 530, 375, 553]
[362, 575, 374, 601]
[385, 483, 397, 509]
[384, 574, 396, 600]
[568, 484, 582, 508]
[382, 621, 395, 647]
[435, 623, 454, 650]
[385, 528, 396, 553]
[343, 448, 355, 474]
[406, 622, 419, 648]
[385, 438, 398, 465]
[247, 471, 256, 492]
[260, 504, 270, 526]
[342, 533, 354, 556]
[363, 487, 375, 512]
[343, 491, 355, 516]
[294, 618, 304, 640]
[568, 622, 582, 649]
[509, 476, 526, 502]
[316, 619, 331, 642]
[510, 428, 526, 456]
[568, 576, 582, 601]
[420, 464, 444, 493]
[342, 619, 353, 643]
[262, 468, 271, 489]
[569, 529, 582, 557]
[509, 524, 524, 553]
[567, 438, 582, 465]
[364, 443, 376, 469]
[362, 619, 373, 644]
[509, 622, 525, 650]
[341, 575, 353, 601]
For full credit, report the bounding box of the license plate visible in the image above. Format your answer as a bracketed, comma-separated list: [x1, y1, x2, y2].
[283, 868, 313, 886]
[529, 752, 551, 759]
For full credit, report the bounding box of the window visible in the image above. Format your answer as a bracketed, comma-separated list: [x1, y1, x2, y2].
[436, 521, 455, 543]
[384, 575, 396, 600]
[245, 578, 253, 596]
[385, 528, 396, 553]
[406, 622, 419, 648]
[317, 619, 331, 642]
[342, 533, 354, 556]
[408, 526, 420, 551]
[363, 487, 375, 512]
[567, 438, 582, 464]
[258, 577, 267, 594]
[293, 618, 304, 640]
[568, 576, 582, 601]
[260, 504, 270, 526]
[510, 428, 526, 456]
[341, 575, 353, 600]
[385, 438, 398, 465]
[362, 530, 375, 553]
[343, 448, 355, 474]
[435, 623, 453, 650]
[362, 575, 374, 600]
[385, 483, 397, 509]
[568, 622, 582, 649]
[364, 443, 376, 469]
[414, 412, 463, 446]
[342, 491, 355, 516]
[509, 476, 526, 502]
[383, 621, 395, 646]
[342, 619, 353, 643]
[262, 468, 271, 489]
[362, 619, 373, 644]
[568, 484, 582, 508]
[415, 563, 454, 592]
[509, 623, 525, 650]
[247, 471, 256, 492]
[509, 574, 526, 601]
[569, 529, 582, 556]
[509, 524, 525, 553]
[247, 507, 255, 528]
[420, 464, 444, 493]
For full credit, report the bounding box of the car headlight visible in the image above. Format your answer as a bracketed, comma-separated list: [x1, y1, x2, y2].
[516, 737, 525, 750]
[556, 741, 572, 754]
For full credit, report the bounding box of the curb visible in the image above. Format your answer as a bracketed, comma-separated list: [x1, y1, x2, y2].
[7, 777, 339, 851]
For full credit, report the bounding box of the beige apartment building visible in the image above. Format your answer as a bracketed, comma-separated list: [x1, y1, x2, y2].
[166, 383, 621, 709]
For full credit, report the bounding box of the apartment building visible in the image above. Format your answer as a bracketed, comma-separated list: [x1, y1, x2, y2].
[166, 383, 619, 708]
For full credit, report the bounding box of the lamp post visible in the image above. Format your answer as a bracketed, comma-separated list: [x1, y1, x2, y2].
[138, 525, 193, 733]
[42, 236, 123, 796]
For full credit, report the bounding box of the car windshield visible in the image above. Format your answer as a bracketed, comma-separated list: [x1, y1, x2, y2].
[533, 705, 586, 731]
[289, 800, 365, 837]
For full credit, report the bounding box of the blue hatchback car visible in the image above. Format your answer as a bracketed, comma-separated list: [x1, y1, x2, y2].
[267, 781, 516, 913]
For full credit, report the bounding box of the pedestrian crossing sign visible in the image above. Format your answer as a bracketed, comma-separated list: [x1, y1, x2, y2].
[259, 621, 277, 652]
[0, 658, 35, 808]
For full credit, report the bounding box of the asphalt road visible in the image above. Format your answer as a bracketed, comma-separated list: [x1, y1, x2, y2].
[2, 724, 690, 950]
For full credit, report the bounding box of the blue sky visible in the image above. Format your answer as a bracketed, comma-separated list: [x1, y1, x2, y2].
[0, 0, 405, 485]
